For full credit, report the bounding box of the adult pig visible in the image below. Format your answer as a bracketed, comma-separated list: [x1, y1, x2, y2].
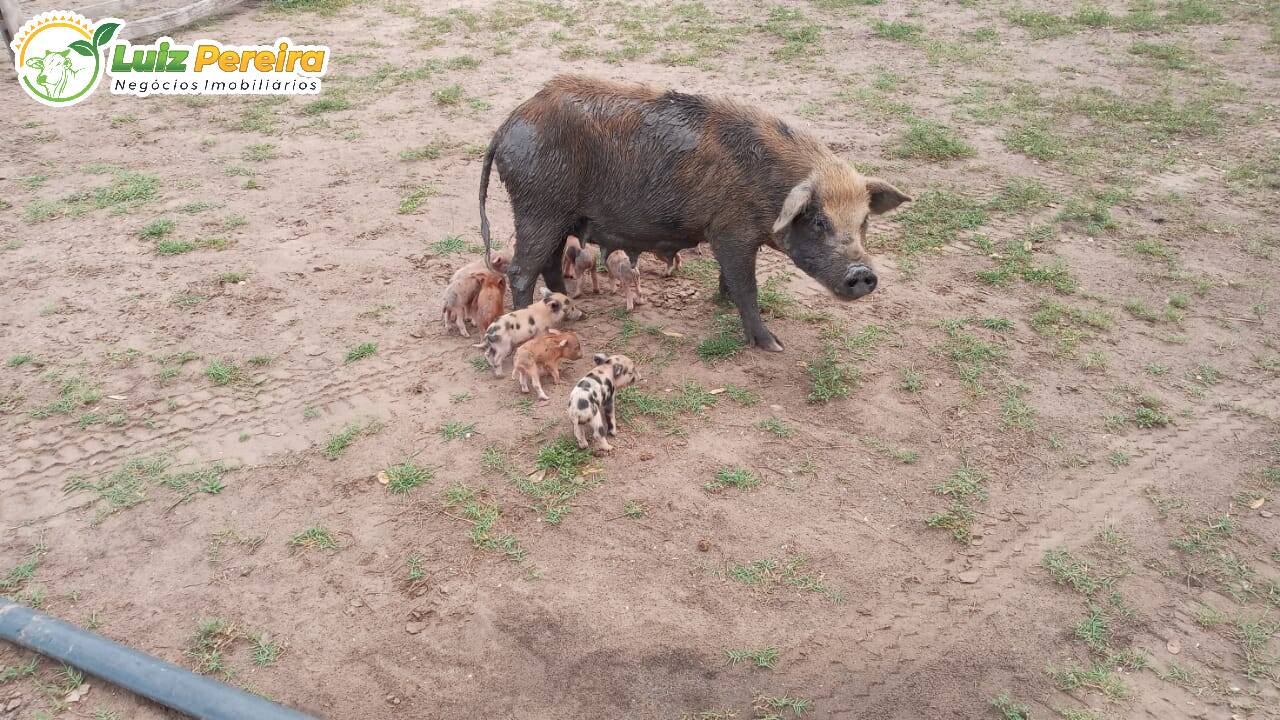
[478, 74, 911, 351]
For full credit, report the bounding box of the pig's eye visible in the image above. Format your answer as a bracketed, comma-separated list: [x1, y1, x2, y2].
[811, 215, 829, 234]
[860, 216, 869, 233]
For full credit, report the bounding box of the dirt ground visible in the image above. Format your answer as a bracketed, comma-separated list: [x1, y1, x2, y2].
[2, 0, 1278, 718]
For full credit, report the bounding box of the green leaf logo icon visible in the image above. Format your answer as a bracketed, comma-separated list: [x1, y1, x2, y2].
[69, 39, 95, 56]
[93, 22, 120, 47]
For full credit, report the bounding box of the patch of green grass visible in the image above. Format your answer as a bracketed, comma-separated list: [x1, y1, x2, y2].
[6, 353, 37, 368]
[179, 200, 222, 214]
[203, 359, 243, 386]
[1049, 662, 1130, 699]
[383, 462, 432, 494]
[0, 543, 46, 593]
[864, 436, 919, 464]
[1107, 450, 1130, 467]
[406, 553, 426, 581]
[1041, 549, 1106, 594]
[870, 19, 922, 41]
[442, 482, 525, 561]
[724, 385, 760, 406]
[899, 368, 924, 392]
[399, 143, 444, 161]
[925, 503, 977, 543]
[763, 6, 823, 60]
[757, 274, 795, 316]
[1004, 8, 1074, 38]
[757, 418, 796, 438]
[933, 463, 989, 501]
[344, 342, 377, 363]
[706, 466, 761, 493]
[432, 83, 464, 105]
[289, 526, 339, 551]
[623, 500, 646, 519]
[243, 143, 276, 162]
[939, 319, 1005, 394]
[697, 315, 746, 362]
[29, 374, 101, 419]
[1029, 299, 1112, 356]
[727, 554, 842, 601]
[893, 119, 975, 161]
[430, 234, 468, 255]
[1073, 604, 1111, 653]
[1003, 122, 1067, 161]
[0, 658, 38, 683]
[172, 292, 206, 308]
[249, 632, 281, 667]
[990, 692, 1031, 720]
[1129, 40, 1193, 70]
[806, 344, 859, 402]
[1001, 383, 1037, 430]
[988, 178, 1055, 213]
[323, 419, 377, 460]
[139, 218, 176, 238]
[301, 93, 351, 115]
[726, 646, 779, 669]
[398, 185, 439, 214]
[64, 456, 227, 516]
[1130, 237, 1176, 262]
[513, 437, 602, 524]
[889, 189, 988, 254]
[440, 420, 477, 441]
[1133, 394, 1170, 428]
[154, 236, 229, 255]
[753, 695, 812, 718]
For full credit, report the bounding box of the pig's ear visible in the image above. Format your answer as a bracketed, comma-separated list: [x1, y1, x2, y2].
[592, 353, 607, 365]
[772, 178, 814, 234]
[540, 287, 552, 302]
[866, 178, 912, 214]
[558, 338, 569, 347]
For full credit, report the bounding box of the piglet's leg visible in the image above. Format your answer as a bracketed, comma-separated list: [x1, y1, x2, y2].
[531, 371, 549, 402]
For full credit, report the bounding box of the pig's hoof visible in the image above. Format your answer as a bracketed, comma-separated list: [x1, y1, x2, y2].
[754, 333, 785, 353]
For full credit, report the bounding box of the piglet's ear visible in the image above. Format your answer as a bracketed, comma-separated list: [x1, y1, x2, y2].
[612, 362, 625, 377]
[592, 353, 607, 365]
[558, 338, 569, 347]
[540, 287, 552, 302]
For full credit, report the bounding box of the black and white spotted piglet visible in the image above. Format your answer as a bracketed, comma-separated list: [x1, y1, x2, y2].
[568, 353, 638, 452]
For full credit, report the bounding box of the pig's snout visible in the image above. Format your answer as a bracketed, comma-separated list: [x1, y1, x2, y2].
[841, 264, 877, 298]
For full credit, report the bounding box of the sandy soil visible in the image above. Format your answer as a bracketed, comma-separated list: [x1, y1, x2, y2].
[2, 0, 1278, 718]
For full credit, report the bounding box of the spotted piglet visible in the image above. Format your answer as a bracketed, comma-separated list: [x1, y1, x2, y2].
[605, 250, 643, 311]
[476, 288, 572, 376]
[568, 353, 638, 452]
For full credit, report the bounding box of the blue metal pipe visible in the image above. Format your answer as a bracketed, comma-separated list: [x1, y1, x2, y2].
[0, 600, 320, 720]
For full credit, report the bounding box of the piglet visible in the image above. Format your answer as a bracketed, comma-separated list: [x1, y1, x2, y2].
[512, 329, 582, 401]
[440, 251, 511, 336]
[561, 235, 600, 299]
[468, 272, 507, 332]
[568, 353, 638, 452]
[476, 288, 572, 376]
[654, 248, 683, 276]
[605, 250, 643, 311]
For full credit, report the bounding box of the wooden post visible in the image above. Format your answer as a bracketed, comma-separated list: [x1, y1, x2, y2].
[120, 0, 247, 40]
[0, 0, 23, 62]
[77, 1, 136, 18]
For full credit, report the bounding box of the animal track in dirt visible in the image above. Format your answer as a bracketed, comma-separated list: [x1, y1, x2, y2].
[828, 398, 1275, 714]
